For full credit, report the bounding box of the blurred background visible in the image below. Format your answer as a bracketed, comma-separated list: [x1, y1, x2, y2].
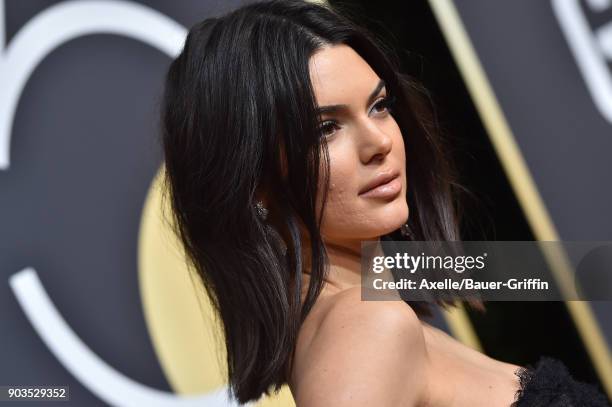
[0, 0, 611, 405]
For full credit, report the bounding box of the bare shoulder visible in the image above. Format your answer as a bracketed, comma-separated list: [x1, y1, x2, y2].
[322, 286, 423, 333]
[291, 287, 428, 407]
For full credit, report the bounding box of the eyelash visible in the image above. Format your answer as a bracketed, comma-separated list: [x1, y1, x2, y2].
[318, 95, 397, 138]
[372, 94, 396, 114]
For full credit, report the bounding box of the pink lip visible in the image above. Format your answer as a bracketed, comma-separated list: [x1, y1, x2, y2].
[359, 171, 402, 199]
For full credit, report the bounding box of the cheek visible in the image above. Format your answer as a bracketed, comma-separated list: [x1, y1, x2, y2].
[323, 150, 355, 212]
[316, 144, 362, 227]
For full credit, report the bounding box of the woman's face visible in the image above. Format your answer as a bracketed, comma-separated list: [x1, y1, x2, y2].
[309, 44, 408, 245]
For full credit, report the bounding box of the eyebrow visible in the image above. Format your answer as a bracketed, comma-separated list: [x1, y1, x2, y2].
[316, 79, 386, 115]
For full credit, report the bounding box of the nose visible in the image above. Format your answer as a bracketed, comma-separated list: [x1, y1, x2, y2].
[357, 120, 393, 164]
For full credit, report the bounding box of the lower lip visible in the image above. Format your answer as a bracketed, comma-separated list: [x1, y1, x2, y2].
[360, 177, 402, 199]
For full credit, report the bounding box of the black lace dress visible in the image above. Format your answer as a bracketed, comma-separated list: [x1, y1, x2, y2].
[511, 356, 611, 406]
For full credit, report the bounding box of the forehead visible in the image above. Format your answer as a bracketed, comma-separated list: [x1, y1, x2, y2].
[309, 44, 381, 106]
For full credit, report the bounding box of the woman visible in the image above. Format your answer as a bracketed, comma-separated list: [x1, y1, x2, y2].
[159, 1, 610, 405]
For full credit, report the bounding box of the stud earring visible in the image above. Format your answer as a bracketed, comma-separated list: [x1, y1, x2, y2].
[255, 200, 268, 220]
[400, 223, 411, 238]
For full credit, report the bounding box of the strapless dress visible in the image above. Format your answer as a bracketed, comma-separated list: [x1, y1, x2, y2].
[511, 356, 610, 406]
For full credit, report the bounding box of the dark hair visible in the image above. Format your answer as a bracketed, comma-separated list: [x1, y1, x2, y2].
[159, 0, 467, 403]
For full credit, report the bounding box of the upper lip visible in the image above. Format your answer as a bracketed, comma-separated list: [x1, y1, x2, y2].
[359, 169, 400, 195]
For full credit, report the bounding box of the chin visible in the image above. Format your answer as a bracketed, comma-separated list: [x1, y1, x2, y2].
[367, 198, 409, 237]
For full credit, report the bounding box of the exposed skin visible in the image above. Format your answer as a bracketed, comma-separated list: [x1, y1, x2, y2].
[287, 44, 522, 406]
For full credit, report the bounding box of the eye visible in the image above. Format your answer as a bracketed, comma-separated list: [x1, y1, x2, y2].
[318, 120, 340, 138]
[371, 94, 396, 115]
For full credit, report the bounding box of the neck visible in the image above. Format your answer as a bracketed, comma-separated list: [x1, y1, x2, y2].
[301, 234, 385, 294]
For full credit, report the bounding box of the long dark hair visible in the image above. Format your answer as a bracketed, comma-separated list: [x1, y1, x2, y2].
[159, 0, 466, 403]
